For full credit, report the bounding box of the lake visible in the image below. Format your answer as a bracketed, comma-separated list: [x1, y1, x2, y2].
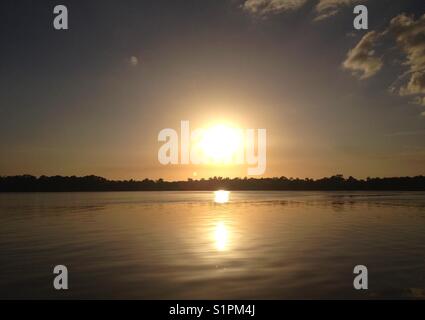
[0, 191, 425, 299]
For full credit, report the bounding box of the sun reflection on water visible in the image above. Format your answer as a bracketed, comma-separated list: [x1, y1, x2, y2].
[214, 222, 229, 251]
[214, 190, 230, 204]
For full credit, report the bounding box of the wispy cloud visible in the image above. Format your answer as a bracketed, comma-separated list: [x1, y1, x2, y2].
[242, 0, 307, 16]
[315, 0, 367, 21]
[342, 31, 383, 79]
[385, 130, 425, 137]
[341, 12, 425, 115]
[388, 14, 425, 105]
[240, 0, 367, 20]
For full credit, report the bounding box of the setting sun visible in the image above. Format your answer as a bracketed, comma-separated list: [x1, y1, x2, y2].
[199, 125, 243, 164]
[3, 0, 425, 302]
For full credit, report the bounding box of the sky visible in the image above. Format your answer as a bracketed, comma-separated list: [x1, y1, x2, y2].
[0, 0, 424, 180]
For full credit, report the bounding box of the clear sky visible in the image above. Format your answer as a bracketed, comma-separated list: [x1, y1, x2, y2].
[1, 0, 424, 180]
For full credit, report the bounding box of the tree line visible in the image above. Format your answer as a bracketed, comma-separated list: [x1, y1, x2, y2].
[1, 174, 425, 192]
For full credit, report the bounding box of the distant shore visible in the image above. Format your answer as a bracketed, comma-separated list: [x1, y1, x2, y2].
[1, 174, 425, 192]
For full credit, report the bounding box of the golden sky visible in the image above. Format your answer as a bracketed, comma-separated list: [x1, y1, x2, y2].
[1, 1, 425, 180]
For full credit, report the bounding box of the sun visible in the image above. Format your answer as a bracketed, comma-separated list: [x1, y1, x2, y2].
[199, 124, 243, 164]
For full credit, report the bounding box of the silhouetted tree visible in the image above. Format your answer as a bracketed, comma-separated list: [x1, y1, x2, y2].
[1, 174, 425, 192]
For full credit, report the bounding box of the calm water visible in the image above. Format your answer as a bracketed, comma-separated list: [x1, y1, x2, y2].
[1, 191, 425, 299]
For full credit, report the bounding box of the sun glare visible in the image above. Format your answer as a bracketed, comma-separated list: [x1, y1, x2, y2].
[214, 190, 230, 204]
[199, 125, 243, 164]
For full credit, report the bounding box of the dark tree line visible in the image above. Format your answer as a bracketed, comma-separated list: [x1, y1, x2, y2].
[1, 174, 425, 192]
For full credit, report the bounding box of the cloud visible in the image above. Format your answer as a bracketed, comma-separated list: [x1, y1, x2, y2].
[342, 31, 383, 79]
[386, 130, 425, 137]
[315, 0, 367, 21]
[388, 14, 425, 105]
[242, 0, 307, 16]
[342, 13, 425, 113]
[412, 96, 425, 106]
[240, 0, 367, 20]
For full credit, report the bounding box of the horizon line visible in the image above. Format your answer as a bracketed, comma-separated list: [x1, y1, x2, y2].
[2, 174, 425, 183]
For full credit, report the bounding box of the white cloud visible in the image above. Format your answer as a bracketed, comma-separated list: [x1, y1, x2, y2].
[315, 0, 367, 21]
[242, 0, 307, 16]
[342, 31, 383, 79]
[388, 14, 425, 105]
[240, 0, 367, 20]
[342, 12, 425, 113]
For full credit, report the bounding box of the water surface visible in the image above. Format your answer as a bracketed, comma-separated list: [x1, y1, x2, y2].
[1, 191, 425, 299]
